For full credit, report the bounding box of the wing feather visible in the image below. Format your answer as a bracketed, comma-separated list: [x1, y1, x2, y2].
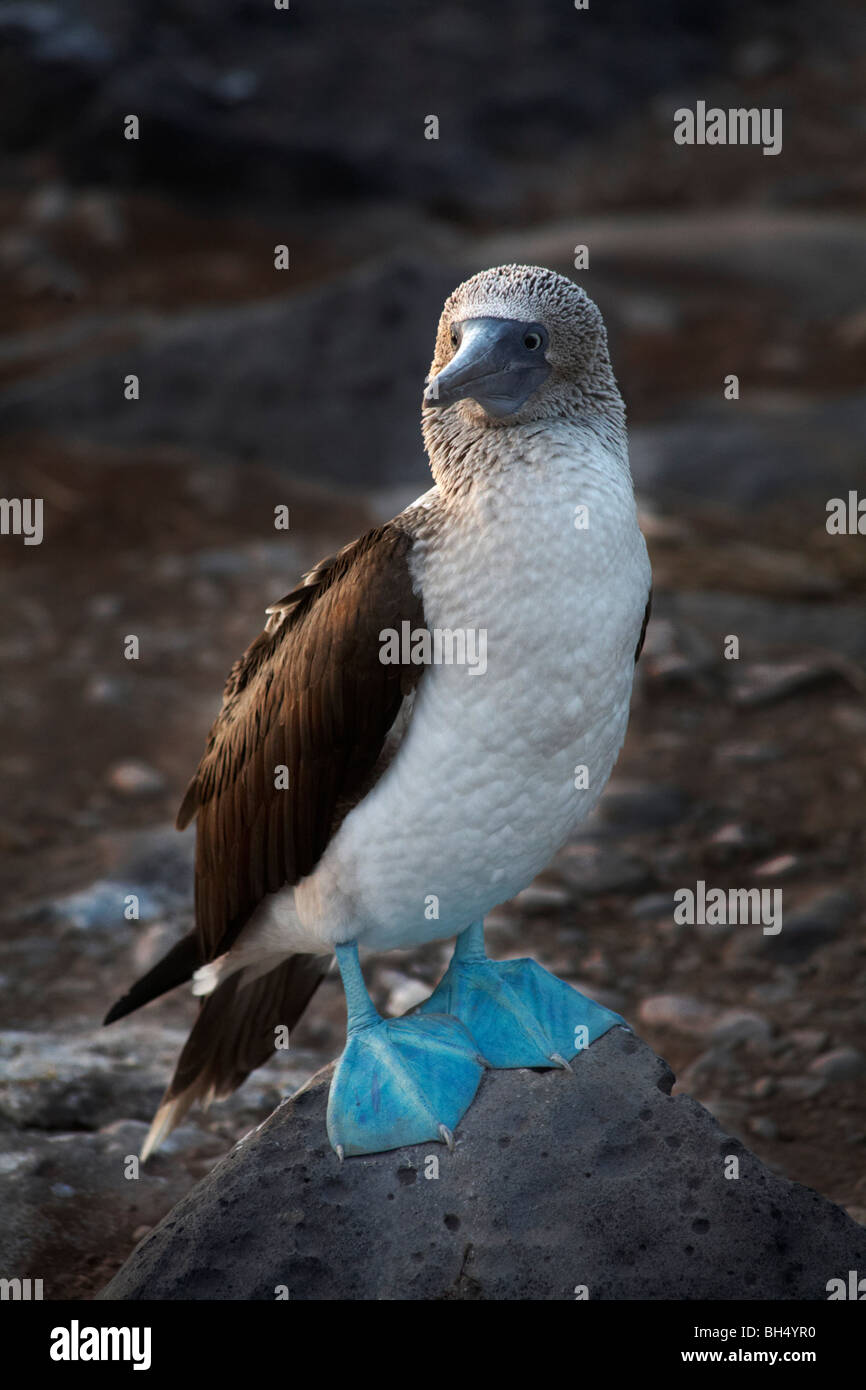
[179, 521, 425, 963]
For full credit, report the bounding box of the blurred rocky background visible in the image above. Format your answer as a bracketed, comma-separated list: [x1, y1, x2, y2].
[0, 0, 864, 1297]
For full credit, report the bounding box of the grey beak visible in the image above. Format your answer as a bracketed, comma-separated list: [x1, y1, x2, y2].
[423, 317, 550, 418]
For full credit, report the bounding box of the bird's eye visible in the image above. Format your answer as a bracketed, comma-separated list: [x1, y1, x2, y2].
[450, 326, 460, 347]
[524, 331, 543, 351]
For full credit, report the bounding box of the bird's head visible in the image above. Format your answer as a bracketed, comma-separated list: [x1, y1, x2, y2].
[422, 264, 621, 436]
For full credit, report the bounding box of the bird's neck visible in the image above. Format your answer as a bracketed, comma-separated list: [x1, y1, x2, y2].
[423, 400, 630, 502]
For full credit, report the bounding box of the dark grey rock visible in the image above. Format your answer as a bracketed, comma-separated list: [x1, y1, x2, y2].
[0, 1024, 319, 1132]
[554, 842, 651, 897]
[709, 1010, 773, 1047]
[655, 591, 866, 668]
[808, 1048, 866, 1083]
[596, 781, 690, 834]
[716, 741, 783, 765]
[0, 259, 453, 492]
[0, 1115, 235, 1296]
[727, 921, 842, 970]
[0, 1026, 173, 1129]
[777, 1077, 827, 1101]
[101, 823, 195, 910]
[27, 878, 164, 932]
[630, 891, 677, 919]
[18, 824, 197, 943]
[0, 0, 744, 214]
[772, 890, 855, 965]
[749, 1115, 780, 1141]
[630, 395, 866, 509]
[789, 1029, 829, 1055]
[100, 1029, 866, 1301]
[731, 655, 865, 708]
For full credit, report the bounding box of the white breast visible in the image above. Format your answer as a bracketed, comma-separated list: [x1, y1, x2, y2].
[290, 424, 650, 954]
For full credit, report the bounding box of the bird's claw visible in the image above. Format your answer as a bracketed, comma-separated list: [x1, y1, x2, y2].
[438, 1123, 455, 1151]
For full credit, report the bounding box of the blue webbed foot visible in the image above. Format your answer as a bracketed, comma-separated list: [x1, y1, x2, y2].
[327, 942, 485, 1158]
[417, 921, 626, 1070]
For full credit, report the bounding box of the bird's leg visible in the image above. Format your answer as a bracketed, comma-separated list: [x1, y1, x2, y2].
[326, 941, 485, 1159]
[452, 918, 488, 964]
[418, 919, 627, 1070]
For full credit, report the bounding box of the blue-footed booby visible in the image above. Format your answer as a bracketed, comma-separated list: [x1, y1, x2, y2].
[105, 264, 652, 1160]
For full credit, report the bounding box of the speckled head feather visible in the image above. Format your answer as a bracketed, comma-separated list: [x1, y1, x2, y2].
[423, 264, 627, 487]
[428, 265, 621, 418]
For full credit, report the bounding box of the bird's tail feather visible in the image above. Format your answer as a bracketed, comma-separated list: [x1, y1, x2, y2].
[141, 951, 331, 1161]
[103, 931, 201, 1025]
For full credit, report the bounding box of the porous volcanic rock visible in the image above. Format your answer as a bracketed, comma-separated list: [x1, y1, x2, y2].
[101, 1028, 866, 1300]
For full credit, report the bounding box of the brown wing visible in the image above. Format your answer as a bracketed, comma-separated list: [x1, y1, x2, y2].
[177, 520, 426, 964]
